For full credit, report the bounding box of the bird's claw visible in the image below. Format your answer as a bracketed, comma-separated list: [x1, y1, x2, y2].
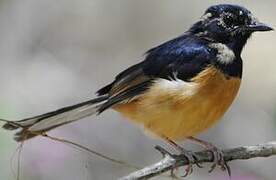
[155, 145, 202, 178]
[208, 147, 231, 177]
[155, 145, 173, 158]
[179, 150, 197, 177]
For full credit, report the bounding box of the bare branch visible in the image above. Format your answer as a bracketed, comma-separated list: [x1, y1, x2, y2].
[120, 141, 276, 180]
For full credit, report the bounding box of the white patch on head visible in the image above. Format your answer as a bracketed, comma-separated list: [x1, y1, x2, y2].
[217, 18, 227, 29]
[209, 43, 235, 64]
[217, 12, 233, 29]
[195, 30, 209, 37]
[239, 10, 243, 16]
[200, 13, 212, 22]
[153, 77, 198, 97]
[249, 14, 258, 25]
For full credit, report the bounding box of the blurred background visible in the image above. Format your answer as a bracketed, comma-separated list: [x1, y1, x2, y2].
[0, 0, 275, 179]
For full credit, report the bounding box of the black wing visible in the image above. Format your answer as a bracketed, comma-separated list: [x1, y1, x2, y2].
[1, 35, 214, 142]
[96, 35, 213, 112]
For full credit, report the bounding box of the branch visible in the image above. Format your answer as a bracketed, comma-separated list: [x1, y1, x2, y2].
[120, 141, 276, 180]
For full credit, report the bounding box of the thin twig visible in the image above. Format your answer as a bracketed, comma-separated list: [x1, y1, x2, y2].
[120, 141, 276, 180]
[16, 142, 24, 180]
[41, 133, 139, 170]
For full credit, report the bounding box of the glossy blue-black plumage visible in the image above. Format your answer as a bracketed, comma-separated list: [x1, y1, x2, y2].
[205, 4, 251, 16]
[97, 33, 240, 111]
[143, 35, 212, 81]
[97, 34, 213, 95]
[96, 3, 270, 110]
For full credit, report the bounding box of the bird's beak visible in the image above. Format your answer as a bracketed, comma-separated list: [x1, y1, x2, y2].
[245, 18, 273, 32]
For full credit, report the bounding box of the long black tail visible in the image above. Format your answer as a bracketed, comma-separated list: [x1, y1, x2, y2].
[1, 95, 108, 142]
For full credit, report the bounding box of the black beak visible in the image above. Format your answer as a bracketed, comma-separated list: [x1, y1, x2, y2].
[246, 20, 273, 32]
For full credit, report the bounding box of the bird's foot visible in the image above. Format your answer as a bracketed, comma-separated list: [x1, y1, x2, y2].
[187, 137, 231, 176]
[155, 145, 202, 178]
[178, 149, 198, 177]
[206, 144, 231, 176]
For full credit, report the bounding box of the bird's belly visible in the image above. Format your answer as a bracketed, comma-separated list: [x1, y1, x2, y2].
[113, 67, 241, 140]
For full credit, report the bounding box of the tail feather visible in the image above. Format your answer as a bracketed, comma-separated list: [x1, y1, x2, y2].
[1, 95, 108, 141]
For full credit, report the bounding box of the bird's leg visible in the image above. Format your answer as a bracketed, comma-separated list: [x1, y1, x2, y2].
[187, 136, 231, 176]
[161, 136, 201, 177]
[154, 145, 180, 178]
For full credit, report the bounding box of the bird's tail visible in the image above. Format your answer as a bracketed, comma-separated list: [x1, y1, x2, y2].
[0, 95, 108, 142]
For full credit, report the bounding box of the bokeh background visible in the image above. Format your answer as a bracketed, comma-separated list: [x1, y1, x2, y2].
[0, 0, 275, 179]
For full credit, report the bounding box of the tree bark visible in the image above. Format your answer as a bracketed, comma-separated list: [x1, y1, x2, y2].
[120, 141, 276, 180]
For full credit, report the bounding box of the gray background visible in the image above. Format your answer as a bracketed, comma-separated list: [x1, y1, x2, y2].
[0, 0, 275, 180]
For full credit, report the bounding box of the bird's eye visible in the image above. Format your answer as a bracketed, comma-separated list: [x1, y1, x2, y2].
[223, 15, 234, 27]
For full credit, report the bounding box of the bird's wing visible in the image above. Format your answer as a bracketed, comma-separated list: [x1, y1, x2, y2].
[97, 35, 212, 112]
[1, 35, 213, 141]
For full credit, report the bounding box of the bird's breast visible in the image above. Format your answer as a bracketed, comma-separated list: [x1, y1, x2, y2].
[113, 66, 241, 140]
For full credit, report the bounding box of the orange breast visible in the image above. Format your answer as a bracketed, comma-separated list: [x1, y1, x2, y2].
[113, 66, 241, 140]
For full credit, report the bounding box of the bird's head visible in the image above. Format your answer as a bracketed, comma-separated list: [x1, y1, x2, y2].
[190, 4, 273, 53]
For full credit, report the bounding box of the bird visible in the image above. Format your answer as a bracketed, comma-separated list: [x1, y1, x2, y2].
[1, 4, 273, 175]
